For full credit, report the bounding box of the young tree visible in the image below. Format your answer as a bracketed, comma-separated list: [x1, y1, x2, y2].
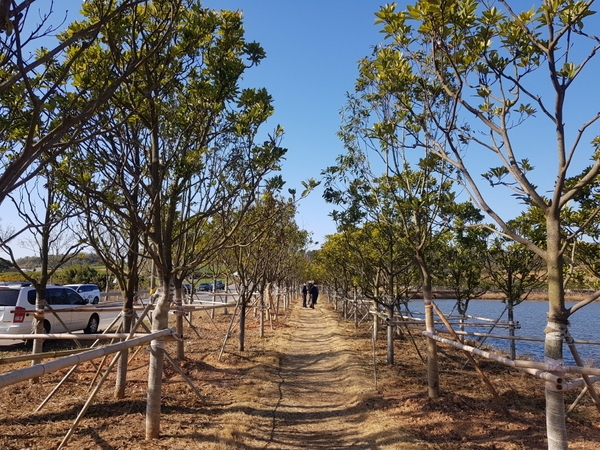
[325, 140, 459, 383]
[78, 202, 144, 399]
[221, 190, 305, 350]
[0, 171, 83, 369]
[0, 0, 166, 205]
[61, 1, 288, 439]
[486, 235, 547, 359]
[312, 233, 358, 302]
[438, 203, 491, 320]
[372, 1, 600, 446]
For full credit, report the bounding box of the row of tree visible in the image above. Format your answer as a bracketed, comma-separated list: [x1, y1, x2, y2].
[313, 1, 600, 449]
[0, 0, 313, 440]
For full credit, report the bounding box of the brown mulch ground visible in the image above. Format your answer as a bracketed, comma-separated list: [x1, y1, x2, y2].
[0, 297, 599, 449]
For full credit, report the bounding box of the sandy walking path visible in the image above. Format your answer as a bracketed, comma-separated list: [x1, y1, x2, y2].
[230, 300, 430, 449]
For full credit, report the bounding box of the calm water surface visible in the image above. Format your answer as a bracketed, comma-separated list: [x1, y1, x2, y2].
[405, 298, 600, 366]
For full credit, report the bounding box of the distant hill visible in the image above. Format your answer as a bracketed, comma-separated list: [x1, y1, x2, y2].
[8, 253, 103, 271]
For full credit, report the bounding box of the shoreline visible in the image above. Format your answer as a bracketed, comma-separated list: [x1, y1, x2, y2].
[414, 289, 596, 302]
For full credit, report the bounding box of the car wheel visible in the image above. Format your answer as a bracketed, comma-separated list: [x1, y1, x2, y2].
[84, 314, 100, 334]
[92, 296, 99, 304]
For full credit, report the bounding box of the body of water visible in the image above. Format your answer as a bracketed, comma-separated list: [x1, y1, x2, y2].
[404, 298, 600, 366]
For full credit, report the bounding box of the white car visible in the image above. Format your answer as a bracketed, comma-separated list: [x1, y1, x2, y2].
[0, 284, 101, 344]
[64, 283, 102, 304]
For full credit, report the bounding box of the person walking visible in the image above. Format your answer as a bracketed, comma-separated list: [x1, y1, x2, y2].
[309, 282, 319, 309]
[301, 283, 308, 308]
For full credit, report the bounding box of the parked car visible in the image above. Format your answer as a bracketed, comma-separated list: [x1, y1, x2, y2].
[0, 285, 101, 343]
[197, 282, 212, 292]
[64, 283, 102, 304]
[197, 281, 225, 292]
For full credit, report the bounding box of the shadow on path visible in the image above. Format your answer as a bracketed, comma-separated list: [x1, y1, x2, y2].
[246, 301, 429, 450]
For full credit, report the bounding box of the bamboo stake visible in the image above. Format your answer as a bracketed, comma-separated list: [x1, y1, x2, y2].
[127, 343, 145, 364]
[164, 351, 203, 400]
[0, 348, 90, 364]
[126, 305, 155, 364]
[183, 312, 203, 339]
[0, 332, 151, 340]
[35, 317, 126, 412]
[471, 305, 509, 350]
[34, 365, 79, 413]
[565, 329, 600, 413]
[562, 376, 600, 392]
[420, 332, 576, 384]
[57, 344, 124, 449]
[387, 310, 426, 364]
[372, 317, 378, 389]
[89, 321, 123, 390]
[567, 386, 589, 416]
[430, 301, 511, 417]
[218, 299, 241, 361]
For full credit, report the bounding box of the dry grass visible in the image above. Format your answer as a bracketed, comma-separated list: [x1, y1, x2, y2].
[0, 299, 598, 449]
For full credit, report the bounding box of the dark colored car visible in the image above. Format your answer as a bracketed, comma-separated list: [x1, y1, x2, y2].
[197, 281, 225, 291]
[197, 282, 212, 292]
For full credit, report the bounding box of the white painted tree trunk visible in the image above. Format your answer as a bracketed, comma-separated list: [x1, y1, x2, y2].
[545, 320, 569, 450]
[145, 289, 170, 440]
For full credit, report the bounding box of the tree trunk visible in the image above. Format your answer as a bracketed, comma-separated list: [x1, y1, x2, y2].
[545, 213, 569, 450]
[508, 302, 516, 361]
[418, 252, 439, 399]
[386, 305, 394, 364]
[175, 286, 184, 360]
[424, 299, 439, 398]
[545, 319, 568, 450]
[31, 288, 47, 384]
[115, 306, 134, 399]
[239, 302, 246, 351]
[146, 284, 170, 440]
[259, 294, 265, 338]
[373, 311, 378, 341]
[354, 287, 358, 328]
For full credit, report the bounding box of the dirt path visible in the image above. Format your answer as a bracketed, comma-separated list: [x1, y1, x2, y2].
[226, 301, 431, 449]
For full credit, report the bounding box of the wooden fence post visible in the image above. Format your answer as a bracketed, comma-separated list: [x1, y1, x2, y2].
[373, 310, 378, 340]
[354, 287, 358, 328]
[425, 299, 439, 398]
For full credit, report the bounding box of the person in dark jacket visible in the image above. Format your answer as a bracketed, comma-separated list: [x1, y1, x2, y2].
[309, 283, 319, 308]
[301, 283, 308, 307]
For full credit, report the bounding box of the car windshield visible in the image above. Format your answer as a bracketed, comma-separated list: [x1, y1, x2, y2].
[0, 290, 19, 306]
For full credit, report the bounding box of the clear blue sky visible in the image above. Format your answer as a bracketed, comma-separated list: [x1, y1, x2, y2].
[200, 0, 397, 248]
[200, 1, 600, 247]
[0, 1, 395, 257]
[3, 1, 600, 258]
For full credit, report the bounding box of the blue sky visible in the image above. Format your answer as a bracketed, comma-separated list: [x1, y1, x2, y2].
[0, 0, 393, 257]
[200, 0, 397, 248]
[200, 1, 600, 247]
[3, 1, 600, 258]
